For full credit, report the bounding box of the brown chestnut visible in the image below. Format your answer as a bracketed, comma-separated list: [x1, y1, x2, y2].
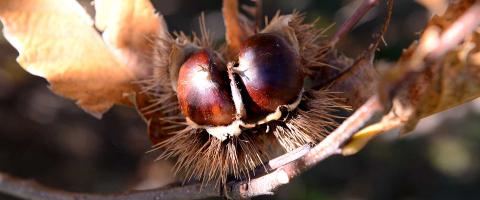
[237, 33, 304, 112]
[176, 49, 236, 126]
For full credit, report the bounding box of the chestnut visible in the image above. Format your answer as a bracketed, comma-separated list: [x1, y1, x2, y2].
[176, 49, 236, 126]
[236, 33, 304, 112]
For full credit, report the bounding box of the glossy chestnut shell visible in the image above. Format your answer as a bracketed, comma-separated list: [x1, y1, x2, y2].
[237, 33, 303, 112]
[176, 49, 236, 126]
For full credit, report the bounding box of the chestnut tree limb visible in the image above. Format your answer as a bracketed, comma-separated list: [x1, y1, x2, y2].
[0, 96, 383, 200]
[328, 0, 380, 47]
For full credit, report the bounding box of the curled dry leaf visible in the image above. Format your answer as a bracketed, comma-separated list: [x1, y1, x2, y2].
[94, 0, 170, 78]
[329, 53, 379, 110]
[416, 0, 448, 15]
[381, 0, 480, 131]
[222, 0, 258, 58]
[328, 0, 394, 110]
[0, 0, 167, 117]
[343, 0, 480, 155]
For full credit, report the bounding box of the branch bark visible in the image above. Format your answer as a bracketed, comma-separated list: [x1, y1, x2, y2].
[0, 96, 383, 200]
[328, 0, 380, 47]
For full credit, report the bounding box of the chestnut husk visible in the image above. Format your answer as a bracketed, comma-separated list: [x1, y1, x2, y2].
[135, 12, 348, 186]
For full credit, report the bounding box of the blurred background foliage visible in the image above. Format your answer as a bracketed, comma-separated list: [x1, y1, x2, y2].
[0, 0, 480, 199]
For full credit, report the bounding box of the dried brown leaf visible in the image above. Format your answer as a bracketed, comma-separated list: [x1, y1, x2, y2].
[344, 0, 480, 155]
[0, 0, 137, 117]
[0, 0, 169, 117]
[223, 0, 256, 58]
[381, 0, 480, 132]
[94, 0, 170, 78]
[329, 54, 379, 110]
[328, 0, 394, 109]
[416, 0, 448, 15]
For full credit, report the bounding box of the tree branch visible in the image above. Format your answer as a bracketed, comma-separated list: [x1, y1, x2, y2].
[0, 172, 223, 200]
[0, 96, 383, 200]
[380, 0, 480, 108]
[225, 96, 384, 199]
[328, 0, 381, 47]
